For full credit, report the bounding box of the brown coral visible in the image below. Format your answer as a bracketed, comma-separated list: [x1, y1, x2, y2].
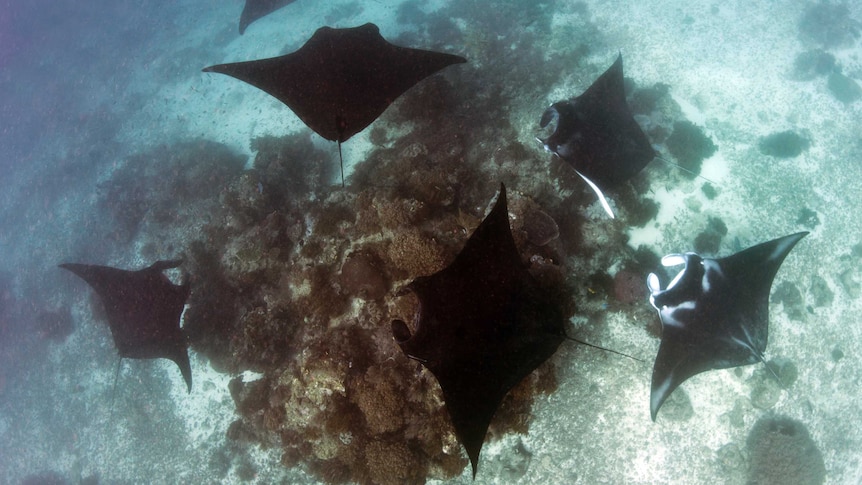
[613, 269, 647, 305]
[522, 208, 560, 246]
[350, 365, 405, 435]
[365, 440, 424, 485]
[339, 251, 389, 301]
[387, 230, 448, 277]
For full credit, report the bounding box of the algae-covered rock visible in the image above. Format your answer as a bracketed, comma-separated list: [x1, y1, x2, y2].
[771, 281, 806, 321]
[758, 131, 810, 158]
[799, 2, 861, 48]
[828, 71, 862, 104]
[808, 275, 834, 307]
[666, 120, 717, 177]
[792, 49, 836, 80]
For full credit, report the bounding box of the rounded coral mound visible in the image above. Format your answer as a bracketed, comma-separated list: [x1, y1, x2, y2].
[746, 415, 825, 485]
[179, 123, 576, 483]
[339, 251, 389, 301]
[758, 131, 810, 158]
[523, 209, 560, 246]
[798, 2, 861, 48]
[666, 120, 717, 177]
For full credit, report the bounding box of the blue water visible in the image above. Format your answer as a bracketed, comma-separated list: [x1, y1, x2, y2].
[1, 1, 861, 484]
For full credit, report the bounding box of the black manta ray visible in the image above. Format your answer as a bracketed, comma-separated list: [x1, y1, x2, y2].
[391, 184, 567, 477]
[539, 54, 655, 218]
[59, 260, 192, 392]
[239, 0, 297, 35]
[203, 23, 467, 184]
[646, 232, 808, 420]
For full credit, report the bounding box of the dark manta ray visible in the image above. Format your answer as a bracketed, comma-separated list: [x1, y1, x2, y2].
[59, 260, 193, 392]
[539, 54, 655, 218]
[239, 0, 297, 35]
[391, 184, 567, 477]
[645, 232, 808, 420]
[203, 23, 467, 183]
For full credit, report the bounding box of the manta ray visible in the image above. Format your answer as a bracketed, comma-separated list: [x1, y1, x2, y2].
[539, 54, 655, 218]
[391, 184, 567, 477]
[204, 23, 467, 184]
[646, 232, 808, 420]
[59, 260, 193, 392]
[239, 0, 297, 35]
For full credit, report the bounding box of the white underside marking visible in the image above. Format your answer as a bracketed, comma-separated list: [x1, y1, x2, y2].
[575, 170, 615, 219]
[661, 254, 686, 267]
[662, 301, 696, 328]
[649, 294, 659, 311]
[666, 267, 686, 291]
[701, 259, 723, 293]
[647, 273, 661, 293]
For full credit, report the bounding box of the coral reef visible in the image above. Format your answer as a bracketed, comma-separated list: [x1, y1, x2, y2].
[613, 270, 645, 305]
[97, 139, 246, 243]
[798, 2, 861, 48]
[808, 275, 834, 307]
[339, 251, 390, 301]
[693, 216, 727, 255]
[771, 281, 807, 321]
[251, 133, 334, 200]
[827, 71, 862, 104]
[746, 416, 825, 485]
[701, 182, 718, 200]
[522, 208, 560, 246]
[748, 359, 797, 411]
[666, 121, 717, 177]
[766, 358, 799, 388]
[758, 131, 810, 158]
[792, 49, 836, 80]
[796, 207, 820, 229]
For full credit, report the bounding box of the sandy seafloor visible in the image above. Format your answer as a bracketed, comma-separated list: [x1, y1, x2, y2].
[1, 0, 861, 484]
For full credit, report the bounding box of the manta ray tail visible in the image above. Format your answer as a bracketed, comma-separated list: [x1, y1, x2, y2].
[654, 155, 718, 185]
[108, 358, 122, 422]
[338, 141, 345, 187]
[759, 355, 786, 387]
[563, 334, 644, 363]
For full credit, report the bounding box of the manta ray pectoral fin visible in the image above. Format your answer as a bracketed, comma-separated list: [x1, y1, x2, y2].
[575, 170, 615, 219]
[650, 367, 676, 421]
